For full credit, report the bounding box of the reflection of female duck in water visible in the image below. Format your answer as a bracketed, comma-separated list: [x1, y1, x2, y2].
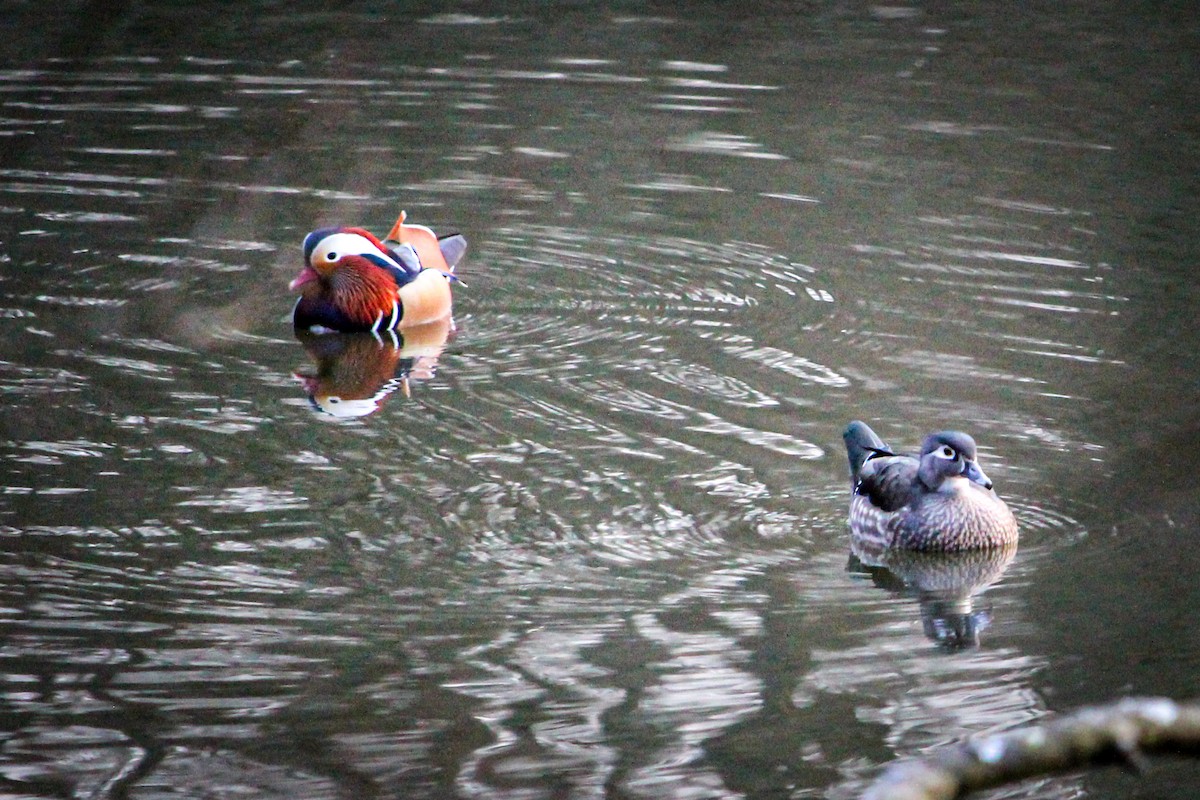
[293, 317, 452, 418]
[849, 540, 1017, 650]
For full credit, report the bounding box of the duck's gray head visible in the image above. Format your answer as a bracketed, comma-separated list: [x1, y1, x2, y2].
[917, 431, 993, 491]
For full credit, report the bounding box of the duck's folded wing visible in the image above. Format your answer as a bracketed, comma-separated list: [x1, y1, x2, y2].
[856, 455, 919, 512]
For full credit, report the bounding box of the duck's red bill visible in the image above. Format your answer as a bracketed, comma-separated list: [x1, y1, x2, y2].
[289, 266, 319, 291]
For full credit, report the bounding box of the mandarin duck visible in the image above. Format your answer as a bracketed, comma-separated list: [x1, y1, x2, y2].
[290, 210, 466, 333]
[843, 420, 1018, 551]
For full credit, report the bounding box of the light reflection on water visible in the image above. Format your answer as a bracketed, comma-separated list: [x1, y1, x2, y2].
[0, 4, 1193, 799]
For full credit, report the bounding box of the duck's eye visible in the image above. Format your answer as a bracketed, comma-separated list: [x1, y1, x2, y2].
[937, 445, 955, 459]
[324, 251, 338, 262]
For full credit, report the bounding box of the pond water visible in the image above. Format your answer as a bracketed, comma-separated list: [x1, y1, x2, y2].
[0, 3, 1197, 799]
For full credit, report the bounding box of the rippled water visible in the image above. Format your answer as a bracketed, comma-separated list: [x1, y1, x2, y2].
[0, 3, 1197, 799]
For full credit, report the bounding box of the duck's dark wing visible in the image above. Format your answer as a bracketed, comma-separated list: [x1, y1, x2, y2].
[856, 454, 920, 513]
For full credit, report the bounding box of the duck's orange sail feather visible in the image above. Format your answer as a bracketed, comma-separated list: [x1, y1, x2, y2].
[386, 210, 452, 274]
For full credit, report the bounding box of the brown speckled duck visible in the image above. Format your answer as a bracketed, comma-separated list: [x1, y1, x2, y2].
[843, 420, 1018, 552]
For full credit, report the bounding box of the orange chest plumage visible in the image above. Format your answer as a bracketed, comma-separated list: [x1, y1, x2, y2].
[321, 258, 401, 326]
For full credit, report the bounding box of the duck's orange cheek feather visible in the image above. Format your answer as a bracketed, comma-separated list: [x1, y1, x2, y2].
[319, 256, 400, 326]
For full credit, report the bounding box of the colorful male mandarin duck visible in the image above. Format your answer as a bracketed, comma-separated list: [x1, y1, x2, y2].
[843, 420, 1018, 552]
[290, 210, 466, 333]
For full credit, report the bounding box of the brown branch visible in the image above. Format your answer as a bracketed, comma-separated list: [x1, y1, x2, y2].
[863, 697, 1200, 800]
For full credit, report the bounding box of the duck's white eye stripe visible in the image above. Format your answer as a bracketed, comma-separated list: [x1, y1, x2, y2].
[311, 232, 385, 266]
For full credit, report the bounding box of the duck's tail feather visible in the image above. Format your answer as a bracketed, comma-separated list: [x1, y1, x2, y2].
[843, 420, 892, 482]
[436, 233, 468, 271]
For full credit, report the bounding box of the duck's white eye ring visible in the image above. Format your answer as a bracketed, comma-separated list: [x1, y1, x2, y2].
[936, 445, 955, 459]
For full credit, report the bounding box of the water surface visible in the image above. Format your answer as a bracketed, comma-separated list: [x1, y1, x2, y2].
[0, 3, 1197, 799]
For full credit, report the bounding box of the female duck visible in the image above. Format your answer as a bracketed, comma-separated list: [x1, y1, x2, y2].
[290, 210, 466, 333]
[843, 420, 1018, 551]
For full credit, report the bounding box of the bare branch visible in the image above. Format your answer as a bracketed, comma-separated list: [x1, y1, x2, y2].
[863, 697, 1200, 800]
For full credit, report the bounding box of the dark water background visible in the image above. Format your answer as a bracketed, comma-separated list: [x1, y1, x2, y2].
[0, 2, 1197, 798]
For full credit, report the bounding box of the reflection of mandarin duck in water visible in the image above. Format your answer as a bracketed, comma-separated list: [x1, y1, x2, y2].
[290, 210, 466, 333]
[843, 420, 1018, 551]
[294, 317, 452, 418]
[849, 540, 1017, 650]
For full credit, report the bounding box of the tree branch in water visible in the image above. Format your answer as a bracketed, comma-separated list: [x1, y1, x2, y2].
[863, 697, 1200, 800]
